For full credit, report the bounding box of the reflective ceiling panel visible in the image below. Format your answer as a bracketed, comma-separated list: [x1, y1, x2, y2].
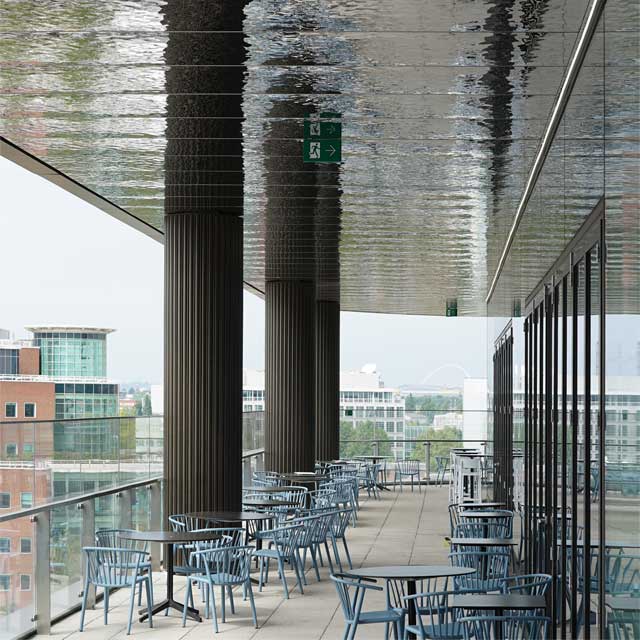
[0, 0, 637, 315]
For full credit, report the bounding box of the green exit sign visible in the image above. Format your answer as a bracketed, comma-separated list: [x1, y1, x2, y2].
[446, 298, 458, 317]
[303, 139, 341, 163]
[303, 112, 342, 163]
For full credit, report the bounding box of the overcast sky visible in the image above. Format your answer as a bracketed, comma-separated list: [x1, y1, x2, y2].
[1, 155, 490, 387]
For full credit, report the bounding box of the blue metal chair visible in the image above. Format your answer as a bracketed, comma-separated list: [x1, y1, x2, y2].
[435, 456, 449, 486]
[254, 524, 305, 598]
[403, 590, 464, 640]
[310, 487, 338, 508]
[449, 550, 509, 592]
[395, 460, 421, 492]
[498, 573, 552, 596]
[330, 508, 355, 571]
[459, 615, 550, 640]
[79, 547, 153, 635]
[569, 547, 640, 637]
[181, 545, 257, 632]
[94, 529, 154, 606]
[331, 573, 404, 640]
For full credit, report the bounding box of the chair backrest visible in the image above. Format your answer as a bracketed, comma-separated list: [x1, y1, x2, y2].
[168, 514, 211, 531]
[449, 504, 461, 536]
[281, 486, 308, 508]
[397, 459, 419, 474]
[310, 487, 338, 508]
[95, 528, 148, 553]
[499, 573, 552, 596]
[404, 590, 462, 638]
[459, 510, 513, 536]
[332, 508, 353, 537]
[193, 545, 253, 584]
[569, 547, 640, 594]
[453, 522, 509, 539]
[191, 526, 244, 549]
[449, 550, 510, 590]
[460, 615, 550, 640]
[264, 524, 303, 557]
[84, 546, 148, 588]
[330, 573, 381, 623]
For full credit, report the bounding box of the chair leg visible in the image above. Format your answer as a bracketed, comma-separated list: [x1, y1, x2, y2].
[246, 580, 258, 628]
[277, 558, 289, 598]
[126, 582, 137, 635]
[79, 574, 90, 631]
[324, 540, 335, 574]
[309, 546, 321, 581]
[342, 537, 353, 569]
[221, 585, 226, 623]
[181, 581, 191, 627]
[258, 557, 265, 592]
[209, 584, 219, 633]
[292, 555, 305, 594]
[228, 585, 235, 614]
[332, 536, 343, 573]
[104, 589, 109, 625]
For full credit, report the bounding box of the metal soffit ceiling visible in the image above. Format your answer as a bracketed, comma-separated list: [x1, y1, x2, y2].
[0, 0, 637, 315]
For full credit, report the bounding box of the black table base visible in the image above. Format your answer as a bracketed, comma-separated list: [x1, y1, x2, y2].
[139, 598, 202, 623]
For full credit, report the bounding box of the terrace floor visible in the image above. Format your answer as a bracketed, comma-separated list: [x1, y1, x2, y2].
[44, 485, 452, 640]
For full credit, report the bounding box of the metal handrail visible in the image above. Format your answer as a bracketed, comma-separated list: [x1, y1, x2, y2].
[0, 475, 162, 524]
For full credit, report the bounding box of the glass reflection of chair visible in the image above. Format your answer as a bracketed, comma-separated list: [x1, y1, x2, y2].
[459, 615, 550, 640]
[606, 599, 640, 640]
[568, 546, 640, 638]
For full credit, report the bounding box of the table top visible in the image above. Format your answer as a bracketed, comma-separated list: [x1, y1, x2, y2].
[120, 529, 222, 544]
[242, 498, 299, 508]
[279, 473, 326, 483]
[348, 565, 475, 580]
[450, 537, 516, 547]
[355, 455, 388, 461]
[459, 510, 510, 519]
[186, 510, 273, 522]
[607, 597, 640, 612]
[452, 594, 546, 610]
[245, 486, 297, 494]
[459, 502, 506, 509]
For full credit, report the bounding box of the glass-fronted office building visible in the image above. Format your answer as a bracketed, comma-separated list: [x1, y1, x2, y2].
[28, 327, 112, 378]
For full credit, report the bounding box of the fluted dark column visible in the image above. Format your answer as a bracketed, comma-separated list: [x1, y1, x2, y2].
[265, 280, 315, 473]
[164, 212, 243, 516]
[315, 300, 340, 460]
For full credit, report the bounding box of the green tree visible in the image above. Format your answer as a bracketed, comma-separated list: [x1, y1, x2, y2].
[339, 420, 392, 459]
[409, 425, 462, 469]
[142, 394, 152, 416]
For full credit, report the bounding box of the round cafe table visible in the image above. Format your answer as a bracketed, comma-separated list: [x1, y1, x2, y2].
[120, 529, 221, 622]
[452, 593, 546, 640]
[244, 485, 299, 494]
[242, 498, 299, 509]
[348, 565, 474, 639]
[458, 502, 506, 509]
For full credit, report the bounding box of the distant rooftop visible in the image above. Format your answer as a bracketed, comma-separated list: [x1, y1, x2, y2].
[26, 326, 115, 335]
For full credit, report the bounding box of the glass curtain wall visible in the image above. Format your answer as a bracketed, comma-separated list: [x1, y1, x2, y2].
[487, 0, 639, 637]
